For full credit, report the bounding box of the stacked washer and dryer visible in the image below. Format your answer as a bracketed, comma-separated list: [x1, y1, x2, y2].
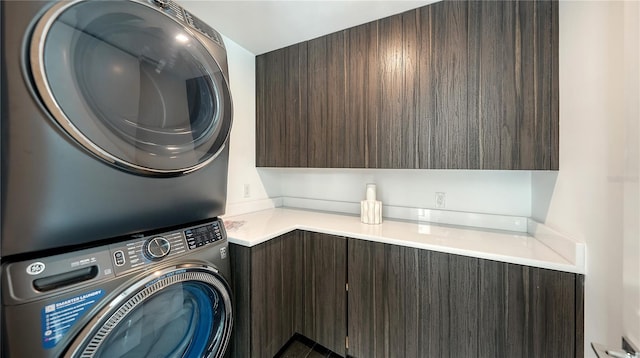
[1, 0, 234, 357]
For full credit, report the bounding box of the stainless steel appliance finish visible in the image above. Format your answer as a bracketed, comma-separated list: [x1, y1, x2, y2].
[1, 0, 233, 257]
[1, 219, 233, 357]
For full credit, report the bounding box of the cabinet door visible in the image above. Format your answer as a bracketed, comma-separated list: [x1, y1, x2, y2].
[344, 23, 374, 168]
[256, 48, 285, 167]
[375, 13, 415, 169]
[307, 32, 348, 168]
[347, 239, 422, 357]
[230, 232, 347, 358]
[252, 231, 304, 357]
[256, 43, 308, 167]
[347, 239, 581, 358]
[478, 260, 580, 357]
[230, 232, 304, 358]
[416, 1, 471, 169]
[468, 0, 559, 169]
[301, 232, 347, 355]
[347, 239, 479, 357]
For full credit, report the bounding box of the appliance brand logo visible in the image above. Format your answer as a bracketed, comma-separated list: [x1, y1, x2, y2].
[26, 262, 46, 275]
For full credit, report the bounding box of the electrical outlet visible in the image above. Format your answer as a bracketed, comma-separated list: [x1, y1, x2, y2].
[243, 184, 251, 198]
[435, 192, 446, 209]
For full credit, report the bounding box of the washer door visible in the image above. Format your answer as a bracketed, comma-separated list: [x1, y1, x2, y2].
[29, 0, 232, 176]
[65, 265, 233, 358]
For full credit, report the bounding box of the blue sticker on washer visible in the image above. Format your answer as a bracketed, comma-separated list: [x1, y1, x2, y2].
[41, 289, 104, 349]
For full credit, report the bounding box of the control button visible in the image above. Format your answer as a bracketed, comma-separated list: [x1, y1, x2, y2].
[114, 250, 126, 266]
[143, 236, 171, 261]
[153, 0, 170, 9]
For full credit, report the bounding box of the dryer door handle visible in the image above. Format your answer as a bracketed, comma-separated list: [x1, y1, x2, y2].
[33, 265, 99, 292]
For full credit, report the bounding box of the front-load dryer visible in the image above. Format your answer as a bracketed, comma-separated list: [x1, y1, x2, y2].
[0, 0, 233, 257]
[1, 218, 233, 357]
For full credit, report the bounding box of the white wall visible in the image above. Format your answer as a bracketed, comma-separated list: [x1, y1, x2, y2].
[269, 169, 531, 216]
[623, 0, 640, 350]
[217, 36, 281, 212]
[532, 1, 630, 355]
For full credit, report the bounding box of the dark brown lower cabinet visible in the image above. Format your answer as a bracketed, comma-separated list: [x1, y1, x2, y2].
[300, 232, 347, 355]
[347, 238, 584, 358]
[229, 231, 304, 358]
[230, 233, 583, 358]
[229, 231, 346, 358]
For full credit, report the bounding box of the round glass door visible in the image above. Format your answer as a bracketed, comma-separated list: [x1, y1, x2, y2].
[67, 266, 233, 358]
[30, 0, 232, 175]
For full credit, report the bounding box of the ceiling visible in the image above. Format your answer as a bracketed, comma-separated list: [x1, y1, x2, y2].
[180, 1, 435, 55]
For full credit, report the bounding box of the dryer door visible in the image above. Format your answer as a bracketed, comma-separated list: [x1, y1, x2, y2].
[29, 0, 232, 176]
[65, 265, 233, 358]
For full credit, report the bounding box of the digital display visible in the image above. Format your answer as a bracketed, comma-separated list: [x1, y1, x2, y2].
[185, 222, 223, 250]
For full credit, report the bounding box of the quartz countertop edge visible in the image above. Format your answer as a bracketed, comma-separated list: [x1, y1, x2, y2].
[223, 208, 585, 274]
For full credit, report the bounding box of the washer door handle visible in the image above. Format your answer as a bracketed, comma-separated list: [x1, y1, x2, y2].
[33, 265, 99, 292]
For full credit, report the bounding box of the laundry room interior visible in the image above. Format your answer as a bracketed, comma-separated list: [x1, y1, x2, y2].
[1, 1, 639, 358]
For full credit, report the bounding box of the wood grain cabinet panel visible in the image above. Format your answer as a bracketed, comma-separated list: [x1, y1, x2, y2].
[347, 239, 582, 358]
[307, 32, 352, 168]
[256, 0, 558, 170]
[326, 32, 348, 168]
[301, 232, 347, 355]
[347, 238, 425, 357]
[229, 232, 304, 358]
[307, 36, 330, 167]
[231, 232, 580, 358]
[255, 48, 285, 167]
[416, 1, 472, 169]
[345, 23, 373, 168]
[228, 242, 251, 358]
[229, 231, 346, 358]
[376, 13, 413, 169]
[467, 0, 559, 169]
[256, 43, 308, 167]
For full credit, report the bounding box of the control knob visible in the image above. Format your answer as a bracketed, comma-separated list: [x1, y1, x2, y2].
[143, 236, 171, 261]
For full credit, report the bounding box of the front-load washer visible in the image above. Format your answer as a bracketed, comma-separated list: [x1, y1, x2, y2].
[1, 218, 233, 357]
[0, 0, 233, 257]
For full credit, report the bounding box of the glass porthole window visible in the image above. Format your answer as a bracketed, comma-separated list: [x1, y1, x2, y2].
[68, 267, 233, 358]
[30, 0, 232, 175]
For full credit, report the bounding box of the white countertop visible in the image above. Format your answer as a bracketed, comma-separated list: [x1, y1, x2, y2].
[223, 208, 583, 274]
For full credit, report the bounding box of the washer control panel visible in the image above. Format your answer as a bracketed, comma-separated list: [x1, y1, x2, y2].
[143, 236, 172, 260]
[184, 220, 224, 249]
[109, 219, 226, 276]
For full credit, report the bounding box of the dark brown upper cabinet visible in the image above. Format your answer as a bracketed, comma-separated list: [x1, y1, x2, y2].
[256, 0, 559, 170]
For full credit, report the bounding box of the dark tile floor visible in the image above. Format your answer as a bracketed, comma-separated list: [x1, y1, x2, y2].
[274, 334, 343, 358]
